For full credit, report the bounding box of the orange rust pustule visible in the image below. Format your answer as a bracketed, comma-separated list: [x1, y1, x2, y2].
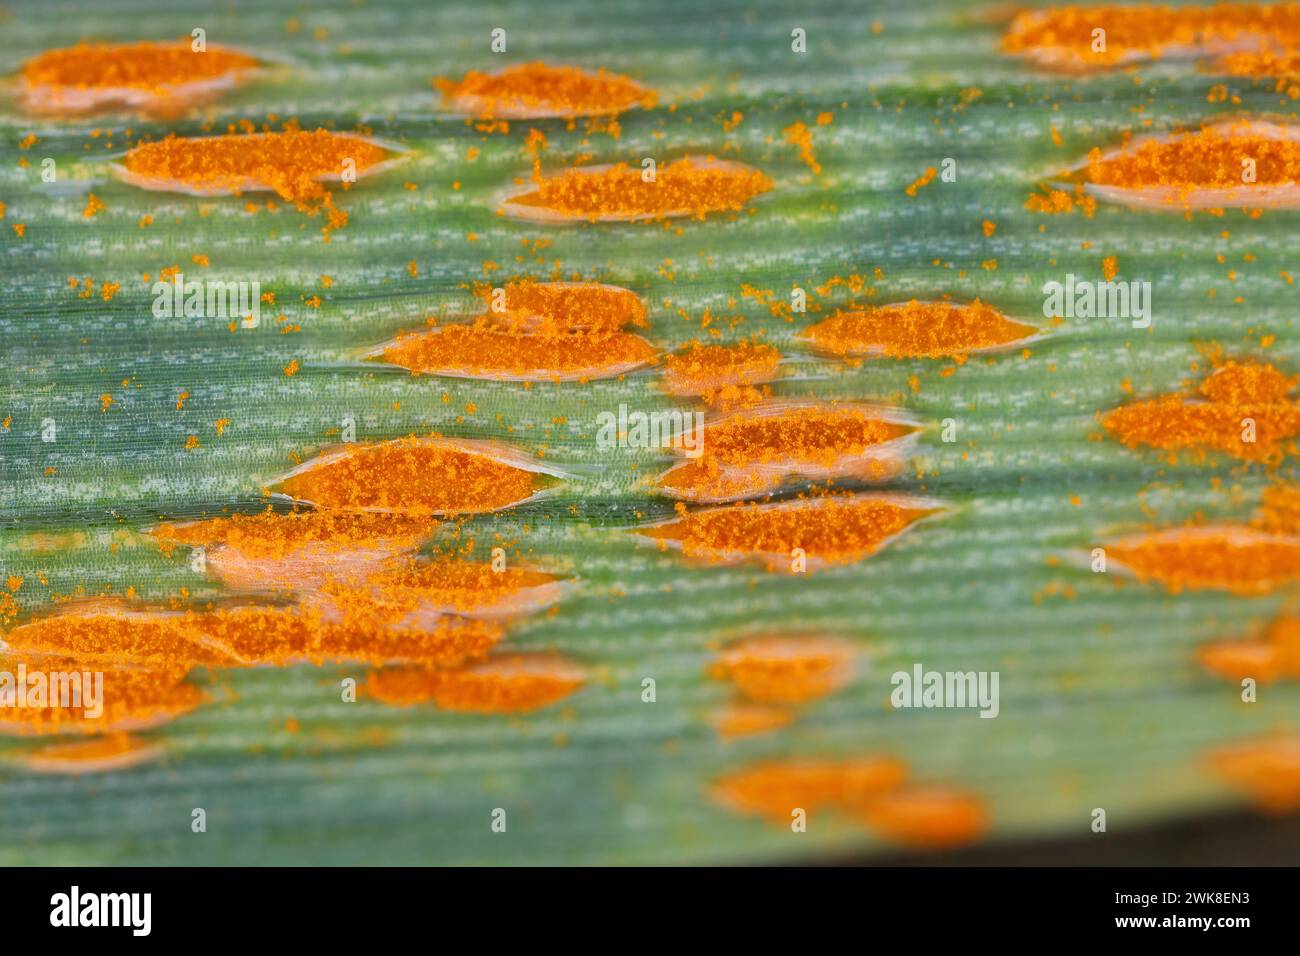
[377, 325, 658, 382]
[277, 438, 553, 515]
[1207, 736, 1300, 812]
[352, 560, 565, 618]
[657, 453, 903, 504]
[801, 300, 1037, 359]
[0, 654, 206, 737]
[1214, 49, 1300, 81]
[640, 495, 938, 568]
[502, 157, 773, 223]
[708, 634, 856, 705]
[689, 405, 914, 468]
[1257, 482, 1300, 533]
[365, 654, 585, 712]
[437, 62, 657, 118]
[151, 509, 439, 560]
[1102, 400, 1300, 463]
[1199, 360, 1298, 404]
[2, 605, 237, 673]
[712, 757, 908, 821]
[660, 341, 782, 404]
[1106, 527, 1300, 595]
[5, 600, 504, 672]
[477, 279, 648, 333]
[1001, 4, 1300, 72]
[656, 402, 914, 499]
[18, 733, 164, 774]
[197, 605, 505, 668]
[1102, 360, 1300, 464]
[853, 788, 989, 848]
[19, 40, 260, 114]
[1198, 617, 1300, 682]
[709, 702, 795, 739]
[1081, 123, 1300, 207]
[119, 130, 390, 205]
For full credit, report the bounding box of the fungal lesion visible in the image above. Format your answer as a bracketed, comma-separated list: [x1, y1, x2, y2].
[798, 299, 1042, 361]
[272, 437, 569, 516]
[1101, 356, 1300, 463]
[1093, 482, 1300, 596]
[707, 634, 856, 738]
[369, 280, 659, 382]
[17, 39, 263, 116]
[150, 508, 441, 594]
[365, 654, 587, 713]
[499, 156, 774, 223]
[372, 323, 659, 383]
[1199, 617, 1300, 684]
[1111, 121, 1299, 207]
[1000, 4, 1300, 73]
[15, 734, 164, 775]
[712, 757, 987, 848]
[435, 62, 657, 119]
[654, 400, 919, 504]
[1044, 121, 1300, 212]
[635, 492, 946, 571]
[659, 340, 783, 408]
[112, 127, 406, 238]
[1207, 736, 1300, 813]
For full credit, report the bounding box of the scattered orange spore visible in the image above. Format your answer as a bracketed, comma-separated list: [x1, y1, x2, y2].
[660, 340, 782, 404]
[18, 734, 163, 774]
[709, 702, 795, 739]
[1106, 526, 1300, 595]
[119, 130, 390, 206]
[640, 494, 939, 569]
[365, 654, 585, 712]
[436, 62, 656, 118]
[1081, 122, 1300, 209]
[854, 787, 989, 848]
[1207, 736, 1300, 812]
[477, 279, 648, 333]
[1001, 4, 1300, 72]
[783, 121, 821, 175]
[708, 634, 855, 704]
[657, 402, 916, 502]
[1102, 359, 1300, 463]
[378, 325, 657, 382]
[1025, 184, 1094, 215]
[501, 156, 773, 223]
[277, 438, 557, 515]
[801, 300, 1038, 359]
[904, 166, 937, 197]
[19, 40, 260, 114]
[713, 757, 907, 821]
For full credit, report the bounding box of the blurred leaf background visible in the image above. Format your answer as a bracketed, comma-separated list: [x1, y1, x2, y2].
[0, 0, 1297, 864]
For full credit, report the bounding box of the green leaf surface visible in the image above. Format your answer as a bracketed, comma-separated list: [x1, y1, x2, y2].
[0, 0, 1297, 864]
